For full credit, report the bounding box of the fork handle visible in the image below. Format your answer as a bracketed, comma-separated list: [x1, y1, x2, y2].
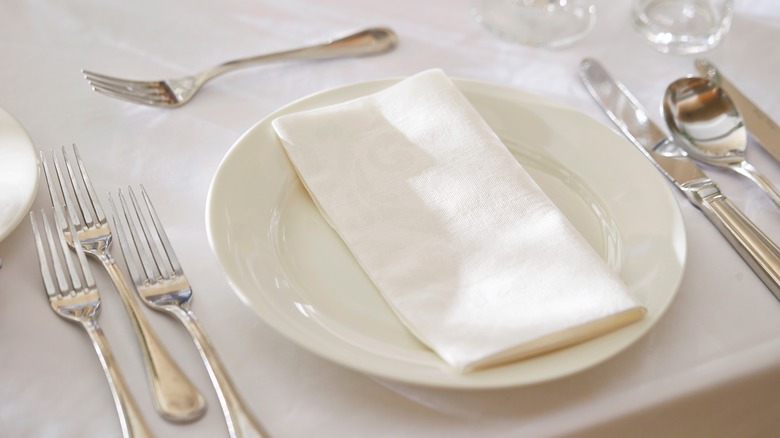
[170, 307, 268, 438]
[198, 27, 397, 84]
[101, 255, 206, 422]
[84, 319, 155, 438]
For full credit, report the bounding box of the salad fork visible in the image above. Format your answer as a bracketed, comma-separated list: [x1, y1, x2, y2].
[41, 145, 206, 422]
[83, 27, 397, 108]
[110, 186, 268, 438]
[30, 210, 154, 438]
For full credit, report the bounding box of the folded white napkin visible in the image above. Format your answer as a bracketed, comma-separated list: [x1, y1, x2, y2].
[272, 69, 645, 372]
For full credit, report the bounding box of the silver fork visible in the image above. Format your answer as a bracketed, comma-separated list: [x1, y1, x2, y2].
[110, 186, 268, 438]
[82, 27, 397, 108]
[41, 145, 206, 422]
[30, 210, 154, 438]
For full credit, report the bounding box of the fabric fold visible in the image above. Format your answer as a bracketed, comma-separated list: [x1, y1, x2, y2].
[272, 69, 645, 372]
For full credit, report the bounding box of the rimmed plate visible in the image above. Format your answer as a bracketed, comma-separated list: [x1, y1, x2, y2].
[206, 78, 686, 388]
[0, 107, 38, 243]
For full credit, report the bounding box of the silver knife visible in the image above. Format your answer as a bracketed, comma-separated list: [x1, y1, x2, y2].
[579, 58, 780, 301]
[695, 58, 780, 163]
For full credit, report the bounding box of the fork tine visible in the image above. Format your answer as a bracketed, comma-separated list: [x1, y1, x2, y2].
[30, 212, 58, 297]
[88, 84, 173, 106]
[85, 75, 167, 95]
[39, 151, 59, 206]
[50, 147, 91, 230]
[90, 86, 173, 107]
[40, 150, 81, 231]
[60, 146, 95, 227]
[82, 69, 160, 88]
[71, 144, 106, 225]
[140, 185, 182, 275]
[37, 208, 97, 295]
[116, 188, 161, 282]
[86, 78, 172, 102]
[108, 192, 145, 285]
[83, 77, 179, 109]
[128, 187, 174, 278]
[52, 211, 83, 292]
[60, 204, 97, 290]
[40, 211, 70, 294]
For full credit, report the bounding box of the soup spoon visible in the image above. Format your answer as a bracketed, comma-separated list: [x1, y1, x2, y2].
[663, 76, 780, 209]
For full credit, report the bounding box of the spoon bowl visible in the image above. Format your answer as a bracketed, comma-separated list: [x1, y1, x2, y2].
[663, 76, 780, 209]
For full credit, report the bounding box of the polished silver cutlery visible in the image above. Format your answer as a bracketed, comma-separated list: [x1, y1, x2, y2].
[696, 58, 780, 163]
[30, 209, 154, 438]
[663, 76, 780, 209]
[40, 145, 206, 422]
[579, 58, 780, 302]
[83, 27, 398, 108]
[110, 186, 267, 438]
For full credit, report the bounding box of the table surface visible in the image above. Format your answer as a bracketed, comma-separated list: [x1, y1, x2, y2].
[2, 1, 779, 437]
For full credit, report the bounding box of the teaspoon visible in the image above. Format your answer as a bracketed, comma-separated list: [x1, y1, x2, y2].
[663, 76, 780, 209]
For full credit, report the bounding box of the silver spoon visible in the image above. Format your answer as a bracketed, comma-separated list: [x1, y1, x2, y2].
[663, 76, 780, 209]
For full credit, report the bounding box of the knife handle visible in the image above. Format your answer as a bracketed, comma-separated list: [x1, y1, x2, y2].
[690, 184, 780, 301]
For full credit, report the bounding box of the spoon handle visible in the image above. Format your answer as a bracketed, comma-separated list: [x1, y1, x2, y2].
[689, 183, 780, 301]
[731, 161, 780, 210]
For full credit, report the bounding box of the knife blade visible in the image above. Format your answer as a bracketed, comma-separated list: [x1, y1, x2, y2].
[579, 58, 780, 301]
[695, 58, 780, 163]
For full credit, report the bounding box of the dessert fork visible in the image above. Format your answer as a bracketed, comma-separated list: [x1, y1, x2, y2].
[30, 210, 154, 438]
[83, 27, 397, 108]
[41, 145, 205, 422]
[110, 186, 268, 438]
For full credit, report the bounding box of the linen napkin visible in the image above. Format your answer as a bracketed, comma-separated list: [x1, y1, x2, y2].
[271, 69, 645, 372]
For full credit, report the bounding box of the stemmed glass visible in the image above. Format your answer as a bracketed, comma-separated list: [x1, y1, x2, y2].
[472, 0, 597, 48]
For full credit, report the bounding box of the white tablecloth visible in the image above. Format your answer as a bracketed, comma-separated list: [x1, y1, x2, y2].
[2, 1, 779, 437]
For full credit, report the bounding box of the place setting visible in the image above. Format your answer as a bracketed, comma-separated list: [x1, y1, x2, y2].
[2, 1, 780, 437]
[205, 68, 686, 388]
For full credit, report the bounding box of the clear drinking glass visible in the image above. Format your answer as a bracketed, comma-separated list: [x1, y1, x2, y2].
[632, 0, 733, 54]
[472, 0, 597, 48]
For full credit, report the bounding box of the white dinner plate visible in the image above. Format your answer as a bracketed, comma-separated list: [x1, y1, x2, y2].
[0, 107, 38, 243]
[206, 78, 686, 388]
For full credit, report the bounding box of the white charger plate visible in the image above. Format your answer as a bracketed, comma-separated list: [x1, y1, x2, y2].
[206, 78, 686, 388]
[0, 107, 38, 243]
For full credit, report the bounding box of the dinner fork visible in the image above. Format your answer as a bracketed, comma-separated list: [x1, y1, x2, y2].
[82, 27, 397, 108]
[110, 186, 268, 438]
[41, 145, 206, 422]
[30, 210, 154, 438]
